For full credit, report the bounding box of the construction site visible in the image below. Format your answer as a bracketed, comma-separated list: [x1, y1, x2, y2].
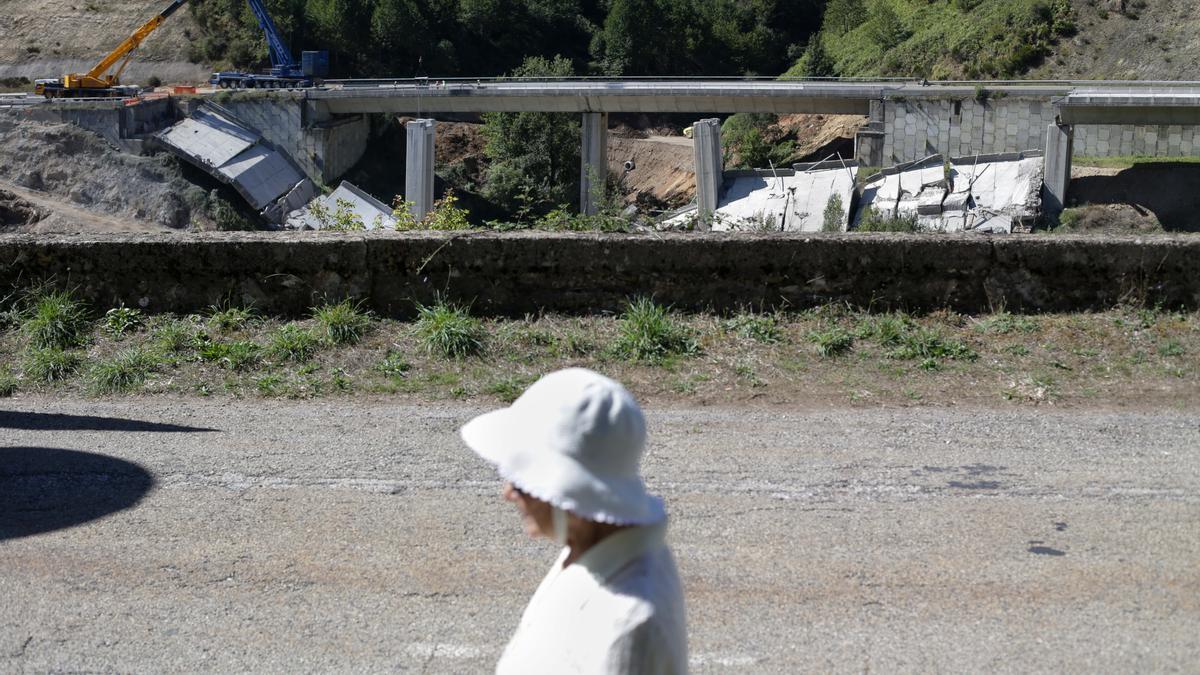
[2, 1, 1199, 672]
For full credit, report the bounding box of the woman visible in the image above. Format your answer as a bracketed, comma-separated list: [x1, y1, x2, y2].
[460, 367, 688, 674]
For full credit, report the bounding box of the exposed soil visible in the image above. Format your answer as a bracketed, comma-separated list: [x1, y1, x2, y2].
[0, 1, 209, 85]
[773, 113, 866, 163]
[0, 115, 221, 232]
[1069, 163, 1200, 232]
[1036, 0, 1200, 80]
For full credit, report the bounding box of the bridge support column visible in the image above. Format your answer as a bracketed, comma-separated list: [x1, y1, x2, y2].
[580, 112, 609, 215]
[1043, 122, 1074, 218]
[405, 119, 436, 222]
[692, 118, 723, 228]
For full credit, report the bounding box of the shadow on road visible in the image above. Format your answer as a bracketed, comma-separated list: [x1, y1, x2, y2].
[0, 447, 155, 541]
[0, 410, 217, 433]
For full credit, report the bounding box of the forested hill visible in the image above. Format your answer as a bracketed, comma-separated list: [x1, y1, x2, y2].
[188, 0, 823, 78]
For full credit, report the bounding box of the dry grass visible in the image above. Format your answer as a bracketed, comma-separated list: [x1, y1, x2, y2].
[0, 304, 1197, 408]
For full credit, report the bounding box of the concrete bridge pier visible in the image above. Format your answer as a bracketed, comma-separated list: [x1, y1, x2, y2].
[405, 119, 436, 222]
[692, 118, 723, 228]
[580, 112, 609, 215]
[1043, 122, 1074, 217]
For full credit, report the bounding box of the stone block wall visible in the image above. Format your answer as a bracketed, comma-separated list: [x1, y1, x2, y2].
[882, 97, 1200, 164]
[1, 232, 1197, 316]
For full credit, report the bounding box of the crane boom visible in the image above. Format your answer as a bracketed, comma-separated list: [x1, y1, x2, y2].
[245, 0, 299, 74]
[36, 0, 187, 97]
[85, 0, 188, 81]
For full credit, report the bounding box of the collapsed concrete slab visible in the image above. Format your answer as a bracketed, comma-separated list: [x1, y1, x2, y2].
[856, 152, 1043, 233]
[662, 160, 857, 232]
[155, 104, 312, 224]
[287, 181, 395, 231]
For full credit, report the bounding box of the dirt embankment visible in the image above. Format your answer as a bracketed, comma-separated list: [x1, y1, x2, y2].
[0, 0, 209, 85]
[0, 115, 224, 232]
[1068, 163, 1200, 233]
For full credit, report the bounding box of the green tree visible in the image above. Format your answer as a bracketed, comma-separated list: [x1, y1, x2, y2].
[823, 0, 867, 34]
[481, 55, 581, 213]
[800, 33, 836, 78]
[866, 0, 907, 51]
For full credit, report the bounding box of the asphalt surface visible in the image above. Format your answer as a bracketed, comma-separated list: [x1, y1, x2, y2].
[1, 397, 1198, 673]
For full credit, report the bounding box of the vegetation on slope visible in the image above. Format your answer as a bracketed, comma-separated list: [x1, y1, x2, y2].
[186, 0, 823, 78]
[787, 0, 1077, 79]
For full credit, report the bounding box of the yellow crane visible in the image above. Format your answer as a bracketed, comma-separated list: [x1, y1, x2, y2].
[35, 0, 188, 98]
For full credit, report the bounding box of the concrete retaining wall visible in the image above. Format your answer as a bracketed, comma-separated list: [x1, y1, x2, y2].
[1, 233, 1197, 315]
[23, 98, 173, 155]
[882, 97, 1200, 164]
[220, 96, 369, 184]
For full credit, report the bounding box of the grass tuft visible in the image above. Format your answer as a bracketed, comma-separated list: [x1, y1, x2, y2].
[153, 318, 198, 353]
[269, 324, 322, 362]
[25, 347, 82, 382]
[207, 302, 255, 333]
[612, 298, 699, 363]
[22, 288, 90, 349]
[313, 299, 373, 345]
[976, 313, 1039, 335]
[809, 327, 854, 357]
[486, 375, 535, 403]
[415, 299, 485, 359]
[889, 328, 977, 361]
[0, 366, 17, 397]
[375, 349, 412, 377]
[89, 348, 158, 393]
[724, 312, 783, 344]
[103, 305, 144, 337]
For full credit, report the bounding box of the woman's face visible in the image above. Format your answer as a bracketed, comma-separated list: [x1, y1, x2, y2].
[503, 482, 554, 539]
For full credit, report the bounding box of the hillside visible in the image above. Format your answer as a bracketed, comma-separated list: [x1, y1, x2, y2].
[0, 0, 208, 84]
[1034, 0, 1200, 80]
[789, 0, 1199, 81]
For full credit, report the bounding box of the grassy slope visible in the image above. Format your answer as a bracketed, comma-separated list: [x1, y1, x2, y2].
[790, 0, 1075, 79]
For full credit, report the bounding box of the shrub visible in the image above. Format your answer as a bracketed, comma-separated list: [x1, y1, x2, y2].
[310, 197, 366, 231]
[89, 348, 158, 393]
[269, 324, 322, 362]
[612, 297, 699, 363]
[822, 194, 846, 232]
[415, 299, 485, 359]
[25, 347, 82, 382]
[809, 327, 854, 357]
[22, 288, 90, 349]
[312, 299, 372, 345]
[103, 305, 144, 337]
[425, 192, 472, 231]
[856, 208, 920, 232]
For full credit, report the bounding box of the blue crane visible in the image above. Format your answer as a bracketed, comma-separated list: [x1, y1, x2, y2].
[209, 0, 327, 89]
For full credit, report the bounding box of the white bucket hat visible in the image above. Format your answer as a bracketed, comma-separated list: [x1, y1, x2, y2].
[461, 368, 666, 526]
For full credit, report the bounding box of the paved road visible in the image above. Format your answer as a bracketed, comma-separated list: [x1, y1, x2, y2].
[1, 397, 1198, 673]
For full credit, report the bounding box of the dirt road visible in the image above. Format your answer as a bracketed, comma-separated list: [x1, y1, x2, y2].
[2, 397, 1198, 672]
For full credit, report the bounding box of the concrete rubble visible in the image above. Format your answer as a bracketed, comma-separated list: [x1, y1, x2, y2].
[662, 160, 858, 232]
[287, 181, 395, 231]
[155, 104, 314, 224]
[856, 152, 1043, 233]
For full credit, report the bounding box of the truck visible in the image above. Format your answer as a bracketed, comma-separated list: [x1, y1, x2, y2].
[35, 0, 187, 98]
[209, 0, 327, 89]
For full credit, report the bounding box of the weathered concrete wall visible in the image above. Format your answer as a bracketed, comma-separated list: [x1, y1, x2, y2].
[22, 98, 173, 154]
[1, 233, 1197, 315]
[882, 97, 1200, 164]
[219, 96, 369, 184]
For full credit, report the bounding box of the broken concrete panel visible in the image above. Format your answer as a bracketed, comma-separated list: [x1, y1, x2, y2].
[662, 165, 856, 233]
[156, 107, 258, 168]
[217, 145, 305, 211]
[917, 190, 946, 215]
[290, 181, 395, 231]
